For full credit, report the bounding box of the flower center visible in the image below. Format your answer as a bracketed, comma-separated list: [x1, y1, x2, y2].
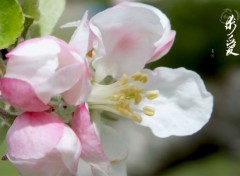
[88, 72, 159, 123]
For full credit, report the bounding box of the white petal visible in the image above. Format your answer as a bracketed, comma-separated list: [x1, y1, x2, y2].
[36, 62, 83, 103]
[6, 38, 59, 86]
[90, 111, 128, 176]
[138, 67, 213, 137]
[60, 20, 81, 28]
[91, 161, 127, 176]
[116, 2, 175, 62]
[92, 112, 128, 162]
[55, 126, 81, 175]
[69, 11, 90, 58]
[119, 2, 170, 30]
[91, 5, 162, 81]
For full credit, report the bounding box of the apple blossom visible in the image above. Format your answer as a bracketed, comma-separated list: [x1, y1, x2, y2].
[0, 36, 91, 112]
[69, 2, 213, 138]
[68, 2, 175, 81]
[6, 112, 81, 176]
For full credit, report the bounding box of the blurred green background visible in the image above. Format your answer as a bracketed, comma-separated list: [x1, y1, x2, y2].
[1, 0, 240, 175]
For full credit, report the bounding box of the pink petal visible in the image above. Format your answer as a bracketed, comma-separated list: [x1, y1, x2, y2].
[91, 5, 162, 80]
[0, 78, 49, 111]
[118, 2, 176, 62]
[149, 30, 176, 62]
[71, 104, 110, 172]
[7, 112, 64, 160]
[4, 36, 89, 105]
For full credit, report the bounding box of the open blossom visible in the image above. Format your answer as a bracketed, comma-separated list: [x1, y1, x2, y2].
[69, 2, 175, 81]
[0, 36, 91, 112]
[69, 2, 213, 138]
[6, 112, 81, 176]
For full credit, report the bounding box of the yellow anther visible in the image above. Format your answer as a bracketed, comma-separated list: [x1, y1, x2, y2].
[121, 109, 131, 116]
[141, 74, 148, 83]
[131, 72, 148, 83]
[134, 94, 142, 105]
[146, 90, 159, 100]
[131, 113, 142, 123]
[143, 106, 155, 116]
[131, 72, 141, 81]
[119, 74, 129, 85]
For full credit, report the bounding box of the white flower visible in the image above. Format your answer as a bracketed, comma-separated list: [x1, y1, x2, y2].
[69, 2, 213, 138]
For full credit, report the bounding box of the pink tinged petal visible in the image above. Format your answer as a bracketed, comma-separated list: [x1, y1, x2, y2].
[62, 53, 92, 105]
[0, 78, 49, 111]
[72, 104, 109, 171]
[7, 112, 64, 160]
[36, 62, 84, 103]
[32, 37, 87, 104]
[8, 155, 75, 176]
[69, 11, 91, 58]
[6, 112, 81, 176]
[91, 6, 163, 81]
[89, 23, 106, 58]
[55, 126, 81, 175]
[62, 73, 92, 106]
[6, 36, 60, 59]
[139, 67, 213, 137]
[5, 36, 85, 104]
[149, 30, 176, 62]
[119, 2, 176, 62]
[5, 38, 59, 87]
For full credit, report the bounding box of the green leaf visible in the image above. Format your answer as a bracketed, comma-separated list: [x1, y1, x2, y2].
[18, 0, 40, 20]
[0, 0, 25, 49]
[29, 0, 66, 37]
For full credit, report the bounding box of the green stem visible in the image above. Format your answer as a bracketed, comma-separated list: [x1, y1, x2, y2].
[0, 108, 16, 127]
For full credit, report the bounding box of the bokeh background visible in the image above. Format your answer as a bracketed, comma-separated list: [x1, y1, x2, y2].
[1, 0, 240, 175]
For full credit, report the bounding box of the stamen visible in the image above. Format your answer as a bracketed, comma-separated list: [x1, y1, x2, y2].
[131, 72, 148, 83]
[143, 106, 155, 116]
[88, 72, 158, 123]
[131, 113, 142, 123]
[119, 74, 129, 85]
[87, 49, 94, 58]
[134, 94, 142, 105]
[146, 90, 159, 100]
[131, 72, 141, 81]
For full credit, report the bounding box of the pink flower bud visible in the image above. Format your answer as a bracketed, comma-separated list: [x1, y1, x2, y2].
[6, 112, 81, 176]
